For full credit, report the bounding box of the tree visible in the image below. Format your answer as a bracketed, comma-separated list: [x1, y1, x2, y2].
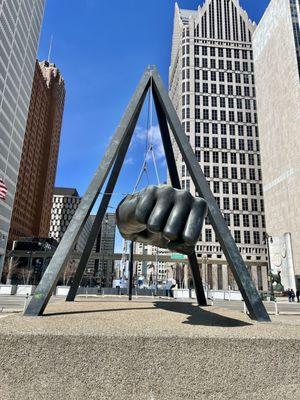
[62, 260, 77, 286]
[4, 253, 20, 284]
[18, 265, 33, 285]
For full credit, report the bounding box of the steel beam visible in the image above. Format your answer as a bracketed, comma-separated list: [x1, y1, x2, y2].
[24, 69, 152, 316]
[153, 89, 207, 306]
[152, 68, 270, 322]
[66, 91, 147, 302]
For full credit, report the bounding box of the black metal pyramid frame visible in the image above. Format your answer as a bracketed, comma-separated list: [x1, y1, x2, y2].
[24, 66, 270, 322]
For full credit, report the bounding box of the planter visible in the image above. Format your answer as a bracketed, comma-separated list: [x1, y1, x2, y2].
[16, 285, 36, 296]
[224, 290, 242, 301]
[0, 285, 17, 295]
[172, 289, 190, 299]
[56, 286, 70, 296]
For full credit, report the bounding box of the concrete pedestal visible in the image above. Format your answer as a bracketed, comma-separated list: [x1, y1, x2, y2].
[0, 285, 16, 295]
[0, 299, 299, 399]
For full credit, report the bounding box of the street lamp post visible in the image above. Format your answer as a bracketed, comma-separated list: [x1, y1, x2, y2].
[265, 234, 275, 301]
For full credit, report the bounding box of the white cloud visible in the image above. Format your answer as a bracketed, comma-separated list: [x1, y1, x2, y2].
[124, 157, 134, 165]
[134, 125, 165, 161]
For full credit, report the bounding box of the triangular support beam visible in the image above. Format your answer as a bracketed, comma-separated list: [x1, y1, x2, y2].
[24, 66, 270, 322]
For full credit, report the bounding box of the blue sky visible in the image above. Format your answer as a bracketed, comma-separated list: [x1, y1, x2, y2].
[38, 0, 270, 251]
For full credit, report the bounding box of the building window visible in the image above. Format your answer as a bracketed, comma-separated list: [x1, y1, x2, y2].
[234, 214, 240, 226]
[244, 231, 251, 244]
[242, 198, 248, 211]
[222, 167, 228, 179]
[214, 181, 220, 193]
[222, 153, 228, 163]
[241, 182, 247, 195]
[223, 181, 229, 194]
[223, 198, 230, 210]
[243, 214, 249, 227]
[253, 231, 260, 245]
[205, 229, 212, 242]
[234, 231, 241, 243]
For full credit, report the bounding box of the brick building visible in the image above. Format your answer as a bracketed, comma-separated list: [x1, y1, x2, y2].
[9, 60, 65, 243]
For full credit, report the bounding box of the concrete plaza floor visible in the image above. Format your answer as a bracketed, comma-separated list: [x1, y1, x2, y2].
[0, 298, 300, 399]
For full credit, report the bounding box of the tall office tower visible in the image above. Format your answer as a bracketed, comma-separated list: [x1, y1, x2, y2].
[9, 60, 65, 244]
[49, 188, 92, 252]
[90, 213, 116, 286]
[0, 0, 45, 275]
[253, 0, 300, 290]
[169, 1, 268, 291]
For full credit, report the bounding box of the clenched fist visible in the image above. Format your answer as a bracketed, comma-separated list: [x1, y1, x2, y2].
[116, 185, 208, 254]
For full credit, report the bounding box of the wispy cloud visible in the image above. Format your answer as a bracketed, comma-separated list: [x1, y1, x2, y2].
[124, 157, 134, 165]
[134, 125, 165, 161]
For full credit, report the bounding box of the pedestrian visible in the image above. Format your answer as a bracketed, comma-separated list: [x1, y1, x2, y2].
[296, 289, 300, 303]
[291, 289, 296, 302]
[287, 288, 293, 302]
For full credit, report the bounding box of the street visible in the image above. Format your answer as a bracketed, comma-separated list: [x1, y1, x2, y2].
[1, 295, 300, 315]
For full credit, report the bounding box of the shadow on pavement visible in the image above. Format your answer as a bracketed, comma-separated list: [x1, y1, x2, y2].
[154, 301, 252, 327]
[44, 306, 154, 317]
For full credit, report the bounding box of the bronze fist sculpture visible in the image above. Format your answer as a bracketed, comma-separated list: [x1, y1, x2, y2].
[116, 185, 208, 254]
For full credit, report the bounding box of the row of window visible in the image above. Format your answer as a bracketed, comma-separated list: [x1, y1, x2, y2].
[186, 95, 256, 110]
[190, 134, 259, 152]
[183, 163, 261, 180]
[182, 68, 255, 86]
[183, 121, 258, 137]
[194, 46, 253, 60]
[183, 81, 255, 97]
[183, 150, 260, 168]
[183, 108, 257, 124]
[205, 228, 262, 245]
[193, 57, 254, 73]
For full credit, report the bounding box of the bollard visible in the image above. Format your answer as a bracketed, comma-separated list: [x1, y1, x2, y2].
[274, 300, 279, 315]
[85, 287, 88, 298]
[23, 293, 29, 314]
[211, 296, 214, 306]
[102, 289, 105, 298]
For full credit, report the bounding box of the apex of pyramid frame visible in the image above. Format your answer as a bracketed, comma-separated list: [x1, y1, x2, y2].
[23, 66, 270, 322]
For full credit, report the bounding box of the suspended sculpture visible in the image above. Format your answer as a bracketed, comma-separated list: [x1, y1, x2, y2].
[116, 185, 207, 254]
[23, 66, 270, 322]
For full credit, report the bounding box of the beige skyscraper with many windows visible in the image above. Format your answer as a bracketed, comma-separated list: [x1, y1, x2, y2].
[253, 0, 300, 290]
[169, 0, 268, 291]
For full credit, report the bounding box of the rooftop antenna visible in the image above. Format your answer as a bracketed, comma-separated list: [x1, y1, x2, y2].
[47, 35, 53, 63]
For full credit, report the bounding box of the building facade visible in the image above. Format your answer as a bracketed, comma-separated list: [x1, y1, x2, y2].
[0, 0, 45, 275]
[49, 188, 92, 252]
[169, 1, 268, 291]
[253, 0, 300, 289]
[134, 242, 174, 285]
[89, 213, 116, 286]
[49, 189, 116, 286]
[9, 60, 65, 244]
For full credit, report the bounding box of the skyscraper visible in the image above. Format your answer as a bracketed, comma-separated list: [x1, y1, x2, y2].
[0, 0, 45, 275]
[9, 60, 65, 244]
[49, 188, 92, 253]
[252, 0, 300, 290]
[169, 1, 268, 291]
[90, 213, 116, 286]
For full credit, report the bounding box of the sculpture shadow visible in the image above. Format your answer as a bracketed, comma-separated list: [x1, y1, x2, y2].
[154, 301, 252, 327]
[44, 306, 154, 317]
